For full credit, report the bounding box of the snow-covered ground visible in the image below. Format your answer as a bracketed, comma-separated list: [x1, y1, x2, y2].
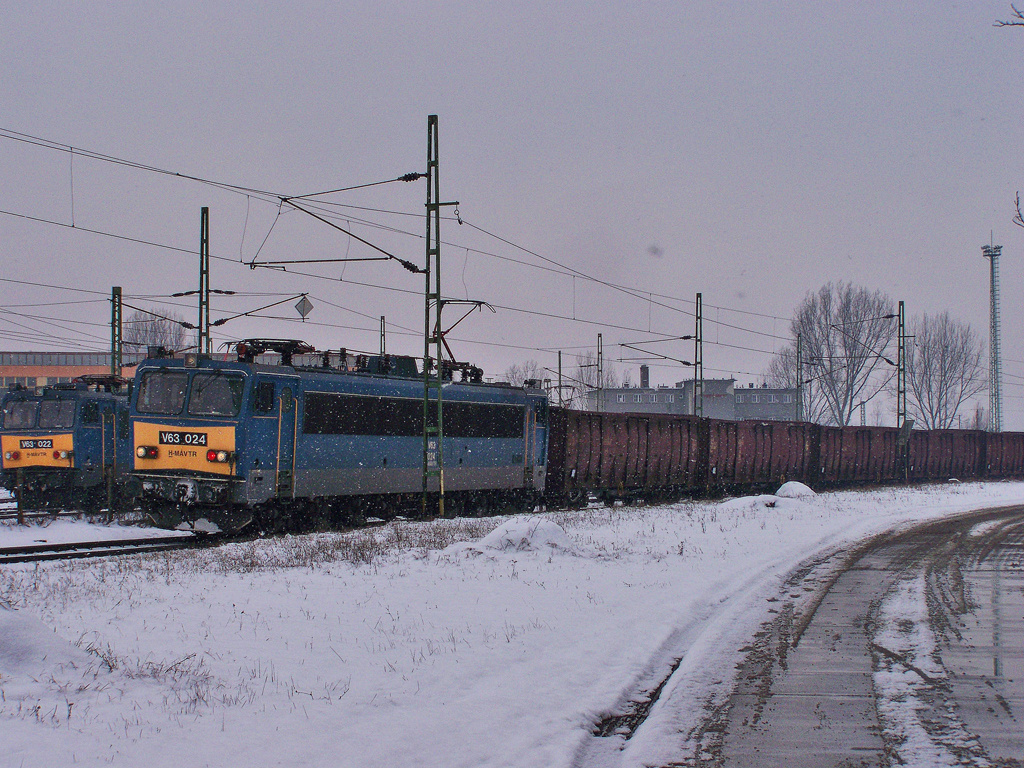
[2, 481, 1023, 768]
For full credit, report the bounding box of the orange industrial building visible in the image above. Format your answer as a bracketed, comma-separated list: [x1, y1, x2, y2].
[0, 352, 143, 391]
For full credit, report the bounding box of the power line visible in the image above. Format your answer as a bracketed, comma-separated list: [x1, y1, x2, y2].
[0, 127, 424, 206]
[1, 130, 795, 345]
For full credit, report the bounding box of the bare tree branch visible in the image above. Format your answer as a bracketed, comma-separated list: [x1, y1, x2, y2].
[764, 344, 830, 424]
[569, 350, 621, 409]
[123, 309, 189, 352]
[898, 312, 986, 429]
[503, 359, 544, 387]
[995, 3, 1024, 26]
[788, 282, 896, 426]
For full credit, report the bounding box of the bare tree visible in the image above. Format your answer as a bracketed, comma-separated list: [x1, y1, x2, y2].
[764, 344, 831, 423]
[900, 312, 985, 430]
[503, 359, 544, 387]
[791, 282, 896, 426]
[564, 350, 621, 409]
[123, 310, 189, 354]
[573, 350, 620, 389]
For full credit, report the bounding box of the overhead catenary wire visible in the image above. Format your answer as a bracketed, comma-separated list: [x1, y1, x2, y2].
[6, 124, 970, 415]
[0, 124, 915, 376]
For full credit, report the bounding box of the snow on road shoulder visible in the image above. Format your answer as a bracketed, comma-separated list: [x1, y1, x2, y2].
[871, 575, 990, 767]
[1, 481, 1024, 768]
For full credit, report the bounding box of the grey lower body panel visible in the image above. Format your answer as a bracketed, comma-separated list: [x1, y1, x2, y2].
[294, 465, 544, 497]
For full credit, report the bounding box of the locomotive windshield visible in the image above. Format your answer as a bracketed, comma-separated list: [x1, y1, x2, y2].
[137, 371, 189, 415]
[38, 400, 75, 428]
[2, 400, 38, 429]
[188, 373, 245, 417]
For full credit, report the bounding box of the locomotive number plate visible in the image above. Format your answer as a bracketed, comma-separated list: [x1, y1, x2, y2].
[20, 439, 53, 449]
[158, 431, 208, 446]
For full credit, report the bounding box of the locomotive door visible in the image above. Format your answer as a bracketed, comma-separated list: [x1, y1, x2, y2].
[101, 404, 117, 509]
[524, 407, 535, 488]
[275, 380, 299, 498]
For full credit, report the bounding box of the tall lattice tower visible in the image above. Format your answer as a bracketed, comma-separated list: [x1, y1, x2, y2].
[982, 242, 1003, 432]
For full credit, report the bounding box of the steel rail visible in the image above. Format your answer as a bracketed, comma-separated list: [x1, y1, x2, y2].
[0, 533, 203, 565]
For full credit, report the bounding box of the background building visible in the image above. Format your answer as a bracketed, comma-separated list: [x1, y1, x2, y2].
[584, 367, 799, 421]
[733, 383, 799, 421]
[0, 352, 145, 391]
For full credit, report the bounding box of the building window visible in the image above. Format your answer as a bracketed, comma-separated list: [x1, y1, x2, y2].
[648, 394, 657, 403]
[735, 394, 743, 403]
[634, 394, 642, 403]
[616, 394, 625, 403]
[666, 394, 674, 403]
[766, 394, 778, 403]
[750, 394, 759, 403]
[783, 394, 793, 404]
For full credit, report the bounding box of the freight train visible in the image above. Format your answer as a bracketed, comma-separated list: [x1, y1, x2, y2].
[4, 341, 1022, 529]
[545, 408, 1024, 507]
[0, 375, 131, 511]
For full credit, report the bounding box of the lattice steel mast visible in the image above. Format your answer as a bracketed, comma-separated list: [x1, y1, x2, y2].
[982, 242, 1003, 432]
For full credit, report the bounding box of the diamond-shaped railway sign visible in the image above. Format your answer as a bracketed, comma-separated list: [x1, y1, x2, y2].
[295, 296, 314, 320]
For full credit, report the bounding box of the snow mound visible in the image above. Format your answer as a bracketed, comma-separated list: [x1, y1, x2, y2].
[443, 516, 575, 558]
[718, 494, 779, 511]
[776, 481, 816, 498]
[0, 606, 91, 675]
[478, 517, 573, 552]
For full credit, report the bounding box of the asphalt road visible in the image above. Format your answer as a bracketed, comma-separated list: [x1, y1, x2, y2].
[685, 507, 1024, 767]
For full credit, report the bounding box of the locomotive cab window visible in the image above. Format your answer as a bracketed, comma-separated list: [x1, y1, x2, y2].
[2, 400, 38, 429]
[138, 371, 189, 415]
[252, 381, 276, 414]
[188, 373, 245, 417]
[79, 401, 99, 425]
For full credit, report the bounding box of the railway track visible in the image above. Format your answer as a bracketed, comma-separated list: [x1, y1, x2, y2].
[0, 532, 204, 565]
[0, 507, 107, 522]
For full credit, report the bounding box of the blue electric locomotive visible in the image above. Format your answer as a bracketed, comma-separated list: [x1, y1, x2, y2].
[0, 375, 132, 511]
[127, 341, 549, 531]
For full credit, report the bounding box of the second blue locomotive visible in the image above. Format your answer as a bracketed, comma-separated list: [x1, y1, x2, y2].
[0, 375, 132, 511]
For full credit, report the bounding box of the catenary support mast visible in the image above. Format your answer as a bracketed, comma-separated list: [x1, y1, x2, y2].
[423, 116, 445, 517]
[198, 207, 211, 354]
[110, 286, 122, 377]
[694, 292, 703, 417]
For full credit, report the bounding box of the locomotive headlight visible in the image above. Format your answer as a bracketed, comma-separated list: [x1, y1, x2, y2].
[206, 449, 231, 463]
[7, 451, 19, 461]
[53, 450, 71, 460]
[136, 446, 158, 459]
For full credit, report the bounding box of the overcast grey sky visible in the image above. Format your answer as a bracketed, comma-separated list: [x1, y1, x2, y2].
[2, 2, 1022, 426]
